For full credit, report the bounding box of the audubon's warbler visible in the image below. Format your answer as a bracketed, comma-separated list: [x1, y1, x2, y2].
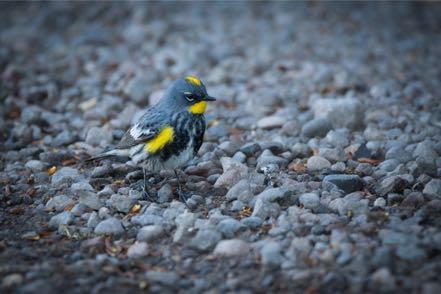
[88, 75, 216, 202]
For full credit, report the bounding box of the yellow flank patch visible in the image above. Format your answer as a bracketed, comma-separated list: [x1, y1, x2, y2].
[188, 101, 207, 114]
[144, 126, 174, 154]
[185, 75, 202, 86]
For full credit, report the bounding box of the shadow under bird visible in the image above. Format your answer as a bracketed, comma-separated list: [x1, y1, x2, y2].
[87, 75, 216, 203]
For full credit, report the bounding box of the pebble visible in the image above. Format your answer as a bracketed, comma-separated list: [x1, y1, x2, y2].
[241, 216, 263, 229]
[423, 179, 441, 199]
[79, 191, 103, 210]
[311, 97, 364, 130]
[328, 192, 369, 216]
[307, 156, 331, 171]
[323, 174, 364, 193]
[110, 194, 136, 213]
[190, 229, 222, 252]
[85, 126, 113, 146]
[377, 176, 407, 196]
[51, 167, 82, 186]
[299, 193, 320, 209]
[45, 195, 74, 211]
[127, 242, 149, 258]
[213, 239, 251, 257]
[216, 218, 247, 238]
[157, 184, 173, 203]
[49, 211, 74, 228]
[137, 225, 165, 242]
[94, 218, 124, 235]
[257, 115, 285, 129]
[301, 117, 333, 138]
[260, 241, 283, 268]
[25, 160, 46, 172]
[214, 157, 248, 189]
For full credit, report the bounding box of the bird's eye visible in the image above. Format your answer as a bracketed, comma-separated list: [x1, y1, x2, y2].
[184, 92, 196, 102]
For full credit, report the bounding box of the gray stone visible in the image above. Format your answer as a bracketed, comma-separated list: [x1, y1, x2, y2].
[299, 193, 320, 209]
[190, 229, 221, 252]
[94, 218, 124, 235]
[216, 218, 247, 238]
[214, 157, 248, 189]
[291, 142, 311, 158]
[51, 167, 82, 186]
[137, 225, 165, 242]
[225, 179, 252, 202]
[71, 181, 94, 192]
[374, 197, 386, 207]
[213, 239, 251, 257]
[307, 156, 331, 171]
[49, 211, 74, 228]
[25, 160, 46, 172]
[325, 129, 349, 147]
[319, 147, 346, 162]
[157, 184, 173, 203]
[173, 212, 197, 243]
[328, 192, 368, 215]
[127, 242, 149, 258]
[377, 176, 407, 196]
[256, 187, 290, 202]
[110, 194, 136, 213]
[85, 126, 113, 146]
[423, 179, 441, 199]
[52, 130, 76, 147]
[145, 271, 179, 286]
[123, 75, 151, 104]
[378, 229, 418, 246]
[79, 191, 103, 210]
[311, 97, 364, 130]
[396, 244, 426, 261]
[241, 216, 263, 229]
[240, 143, 261, 156]
[414, 141, 438, 164]
[323, 174, 364, 193]
[45, 195, 74, 211]
[87, 211, 100, 228]
[260, 241, 283, 268]
[378, 159, 400, 172]
[257, 115, 285, 129]
[385, 146, 412, 163]
[131, 213, 163, 226]
[301, 117, 332, 138]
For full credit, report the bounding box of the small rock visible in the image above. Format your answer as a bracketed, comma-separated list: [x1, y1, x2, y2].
[127, 242, 149, 258]
[260, 241, 283, 268]
[374, 197, 386, 207]
[79, 191, 103, 210]
[85, 126, 113, 146]
[137, 225, 165, 242]
[423, 179, 441, 199]
[173, 212, 197, 243]
[311, 97, 364, 130]
[123, 75, 151, 104]
[145, 271, 179, 287]
[225, 179, 252, 202]
[110, 194, 136, 213]
[301, 117, 332, 138]
[299, 193, 320, 209]
[51, 167, 81, 186]
[371, 268, 395, 291]
[214, 157, 248, 189]
[94, 218, 124, 235]
[190, 229, 221, 252]
[323, 174, 364, 193]
[87, 212, 100, 228]
[307, 156, 331, 171]
[46, 195, 74, 211]
[213, 239, 251, 257]
[49, 211, 74, 228]
[257, 115, 285, 129]
[256, 187, 289, 202]
[157, 184, 173, 203]
[216, 218, 247, 238]
[328, 192, 368, 216]
[25, 160, 46, 172]
[241, 216, 263, 229]
[377, 176, 407, 196]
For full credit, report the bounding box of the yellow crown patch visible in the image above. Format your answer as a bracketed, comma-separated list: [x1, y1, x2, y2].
[185, 75, 202, 87]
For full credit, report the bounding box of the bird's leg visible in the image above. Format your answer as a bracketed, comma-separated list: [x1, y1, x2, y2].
[174, 169, 189, 206]
[142, 168, 155, 202]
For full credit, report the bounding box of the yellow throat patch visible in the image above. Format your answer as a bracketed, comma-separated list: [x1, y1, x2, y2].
[144, 126, 174, 154]
[185, 75, 202, 86]
[188, 101, 207, 114]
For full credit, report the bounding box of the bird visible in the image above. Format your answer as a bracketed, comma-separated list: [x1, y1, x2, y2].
[87, 75, 216, 203]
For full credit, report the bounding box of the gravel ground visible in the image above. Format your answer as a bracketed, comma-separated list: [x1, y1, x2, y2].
[1, 2, 441, 293]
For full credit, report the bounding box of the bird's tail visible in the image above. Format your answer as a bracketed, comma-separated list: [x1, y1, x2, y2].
[85, 149, 130, 162]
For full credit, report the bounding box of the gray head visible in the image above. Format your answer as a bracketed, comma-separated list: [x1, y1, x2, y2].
[162, 75, 216, 114]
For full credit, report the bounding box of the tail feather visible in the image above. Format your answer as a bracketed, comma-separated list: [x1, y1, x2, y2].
[85, 149, 130, 162]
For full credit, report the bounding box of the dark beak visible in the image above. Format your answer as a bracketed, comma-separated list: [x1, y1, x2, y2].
[203, 95, 216, 101]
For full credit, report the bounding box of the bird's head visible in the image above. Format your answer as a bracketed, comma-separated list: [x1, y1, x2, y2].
[164, 75, 216, 114]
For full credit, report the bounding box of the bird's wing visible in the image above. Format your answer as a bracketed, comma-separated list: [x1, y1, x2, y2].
[115, 107, 169, 150]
